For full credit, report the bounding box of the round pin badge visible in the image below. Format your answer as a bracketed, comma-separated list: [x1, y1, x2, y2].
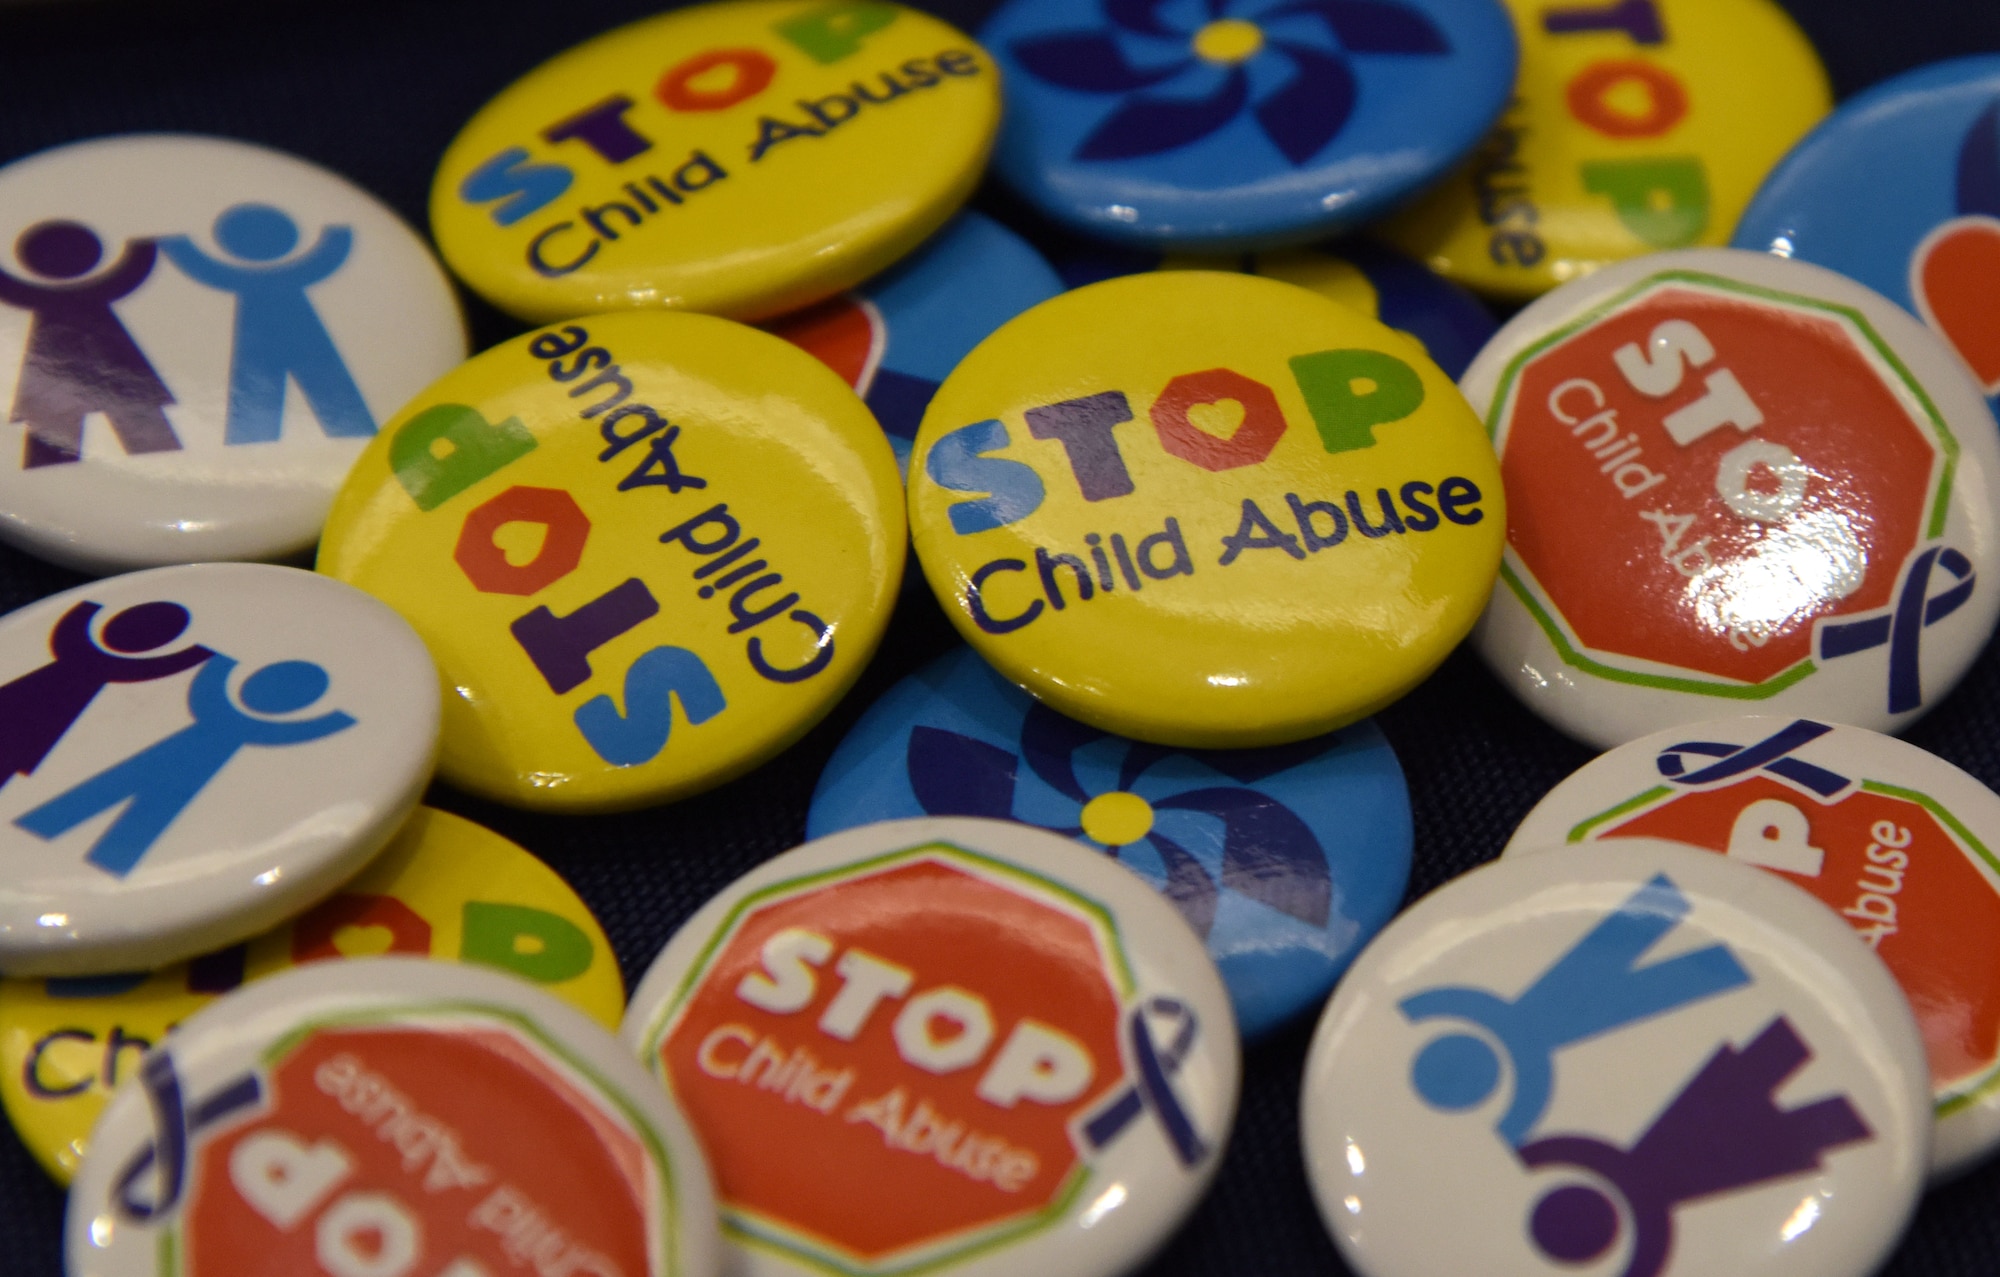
[980, 0, 1517, 247]
[1463, 247, 2000, 749]
[906, 270, 1504, 748]
[318, 310, 903, 812]
[66, 957, 723, 1277]
[1733, 55, 2000, 423]
[807, 646, 1412, 1038]
[1053, 240, 1498, 379]
[0, 805, 623, 1184]
[431, 0, 1000, 323]
[1379, 0, 1830, 301]
[0, 563, 438, 976]
[1301, 839, 1930, 1277]
[1505, 715, 2000, 1181]
[622, 816, 1239, 1277]
[768, 211, 1064, 476]
[0, 134, 467, 574]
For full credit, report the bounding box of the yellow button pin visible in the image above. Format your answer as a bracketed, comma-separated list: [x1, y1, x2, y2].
[318, 310, 904, 811]
[431, 0, 1001, 323]
[1376, 0, 1830, 300]
[907, 271, 1505, 748]
[0, 807, 623, 1184]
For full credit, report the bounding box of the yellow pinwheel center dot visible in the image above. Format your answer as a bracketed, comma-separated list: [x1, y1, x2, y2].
[1081, 791, 1156, 847]
[1192, 18, 1264, 64]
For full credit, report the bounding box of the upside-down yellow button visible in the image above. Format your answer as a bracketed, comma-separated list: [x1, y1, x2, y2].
[906, 271, 1505, 748]
[1376, 0, 1831, 300]
[318, 310, 904, 810]
[431, 0, 1001, 323]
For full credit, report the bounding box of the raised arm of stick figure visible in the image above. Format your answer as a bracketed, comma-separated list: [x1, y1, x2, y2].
[155, 233, 243, 292]
[191, 657, 355, 747]
[286, 225, 353, 287]
[94, 240, 159, 301]
[0, 260, 35, 309]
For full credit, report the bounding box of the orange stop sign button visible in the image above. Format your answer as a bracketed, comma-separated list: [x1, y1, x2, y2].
[661, 857, 1124, 1259]
[627, 820, 1240, 1277]
[1466, 252, 2000, 747]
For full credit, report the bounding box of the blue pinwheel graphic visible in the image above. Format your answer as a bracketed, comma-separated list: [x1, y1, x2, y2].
[906, 699, 1336, 939]
[1009, 0, 1450, 165]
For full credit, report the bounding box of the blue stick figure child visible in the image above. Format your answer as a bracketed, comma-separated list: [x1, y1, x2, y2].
[15, 656, 355, 877]
[1398, 874, 1753, 1146]
[158, 204, 374, 444]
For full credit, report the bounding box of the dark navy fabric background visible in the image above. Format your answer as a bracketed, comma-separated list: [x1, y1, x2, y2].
[0, 0, 1995, 1271]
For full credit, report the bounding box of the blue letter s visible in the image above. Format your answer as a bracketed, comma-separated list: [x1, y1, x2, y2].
[924, 418, 1045, 534]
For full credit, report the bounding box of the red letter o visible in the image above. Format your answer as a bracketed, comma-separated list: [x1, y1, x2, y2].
[453, 485, 591, 596]
[1566, 60, 1689, 139]
[290, 894, 433, 964]
[658, 48, 777, 112]
[1151, 368, 1288, 472]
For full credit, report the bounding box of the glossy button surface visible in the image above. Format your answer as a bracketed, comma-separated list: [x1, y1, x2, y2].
[622, 816, 1238, 1277]
[1733, 55, 2000, 422]
[1379, 0, 1830, 301]
[0, 563, 438, 976]
[66, 958, 722, 1277]
[768, 210, 1063, 475]
[0, 805, 622, 1184]
[432, 0, 1000, 323]
[1464, 248, 2000, 749]
[1507, 715, 2000, 1181]
[318, 310, 903, 812]
[1055, 240, 1498, 378]
[0, 135, 467, 573]
[907, 270, 1504, 748]
[982, 0, 1517, 247]
[1302, 840, 1929, 1277]
[808, 646, 1412, 1038]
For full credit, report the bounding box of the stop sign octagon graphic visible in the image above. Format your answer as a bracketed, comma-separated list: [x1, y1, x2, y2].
[1466, 250, 2000, 747]
[624, 819, 1239, 1277]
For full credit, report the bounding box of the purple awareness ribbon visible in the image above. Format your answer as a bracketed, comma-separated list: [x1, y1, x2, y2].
[111, 1049, 261, 1222]
[1083, 996, 1209, 1168]
[1817, 545, 1975, 713]
[1654, 719, 1851, 798]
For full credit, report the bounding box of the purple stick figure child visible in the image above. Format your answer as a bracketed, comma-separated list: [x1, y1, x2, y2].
[0, 600, 211, 790]
[15, 655, 355, 877]
[0, 220, 181, 468]
[1517, 1017, 1871, 1277]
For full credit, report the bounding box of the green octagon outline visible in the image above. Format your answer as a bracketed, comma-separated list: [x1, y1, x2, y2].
[1564, 778, 2000, 1117]
[640, 841, 1138, 1277]
[1488, 270, 1960, 698]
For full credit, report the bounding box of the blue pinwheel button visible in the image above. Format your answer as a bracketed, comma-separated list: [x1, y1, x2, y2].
[808, 646, 1412, 1038]
[0, 563, 439, 976]
[982, 0, 1518, 247]
[768, 212, 1065, 477]
[1734, 55, 2000, 423]
[1301, 840, 1931, 1277]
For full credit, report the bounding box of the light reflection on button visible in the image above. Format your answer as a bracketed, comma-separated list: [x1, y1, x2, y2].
[1079, 1181, 1128, 1228]
[1780, 1192, 1824, 1242]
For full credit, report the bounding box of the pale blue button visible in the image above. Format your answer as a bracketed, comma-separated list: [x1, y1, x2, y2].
[1734, 55, 2000, 419]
